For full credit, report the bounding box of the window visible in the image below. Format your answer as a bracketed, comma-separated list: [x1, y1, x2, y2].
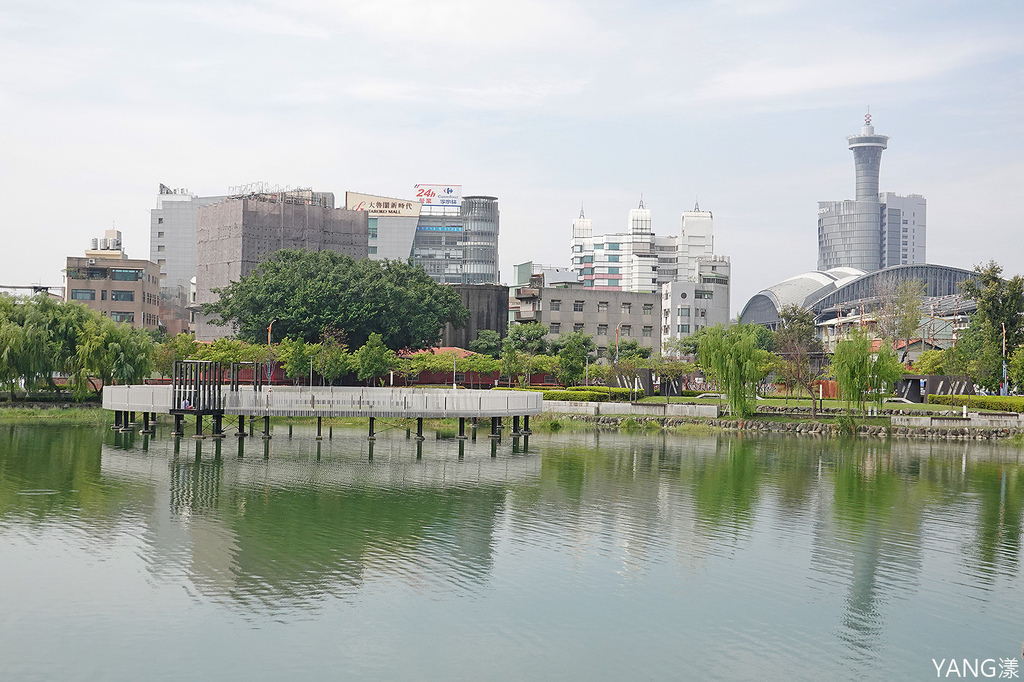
[607, 267, 620, 274]
[642, 326, 653, 338]
[677, 307, 690, 317]
[455, 372, 466, 382]
[549, 299, 561, 311]
[157, 245, 165, 252]
[157, 231, 164, 238]
[607, 243, 620, 250]
[621, 302, 631, 313]
[70, 289, 95, 300]
[677, 324, 690, 333]
[621, 325, 632, 337]
[111, 290, 134, 302]
[368, 218, 378, 239]
[608, 280, 619, 287]
[549, 323, 561, 334]
[642, 304, 653, 315]
[100, 290, 107, 301]
[573, 323, 584, 333]
[694, 290, 713, 300]
[111, 269, 141, 281]
[157, 217, 163, 224]
[583, 280, 594, 287]
[597, 324, 608, 335]
[583, 268, 593, 275]
[110, 312, 135, 323]
[597, 301, 608, 312]
[607, 255, 619, 262]
[573, 300, 584, 312]
[583, 256, 593, 263]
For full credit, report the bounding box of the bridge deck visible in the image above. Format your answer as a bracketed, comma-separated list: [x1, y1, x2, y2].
[103, 385, 542, 419]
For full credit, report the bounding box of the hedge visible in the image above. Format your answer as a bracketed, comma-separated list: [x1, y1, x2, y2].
[566, 386, 645, 401]
[926, 394, 1024, 413]
[542, 390, 609, 402]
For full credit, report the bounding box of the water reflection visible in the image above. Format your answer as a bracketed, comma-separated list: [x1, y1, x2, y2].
[0, 424, 1022, 678]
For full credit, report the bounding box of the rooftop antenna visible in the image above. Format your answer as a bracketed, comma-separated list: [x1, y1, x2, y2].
[638, 193, 645, 210]
[579, 202, 585, 219]
[694, 197, 700, 212]
[865, 105, 871, 126]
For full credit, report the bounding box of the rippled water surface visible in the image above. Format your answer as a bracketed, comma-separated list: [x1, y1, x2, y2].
[1, 423, 1022, 680]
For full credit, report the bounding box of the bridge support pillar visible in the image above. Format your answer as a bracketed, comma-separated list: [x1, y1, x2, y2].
[512, 415, 521, 436]
[316, 417, 323, 441]
[237, 415, 246, 437]
[523, 415, 531, 434]
[489, 417, 500, 439]
[193, 414, 204, 439]
[368, 417, 376, 441]
[142, 412, 152, 434]
[415, 417, 424, 441]
[262, 416, 271, 439]
[172, 413, 183, 437]
[457, 417, 467, 439]
[112, 410, 122, 430]
[129, 411, 136, 425]
[212, 414, 224, 438]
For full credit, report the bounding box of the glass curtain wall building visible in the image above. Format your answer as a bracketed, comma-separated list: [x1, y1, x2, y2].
[411, 196, 499, 285]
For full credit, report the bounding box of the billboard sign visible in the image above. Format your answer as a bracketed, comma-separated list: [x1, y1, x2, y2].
[414, 184, 462, 207]
[345, 192, 421, 217]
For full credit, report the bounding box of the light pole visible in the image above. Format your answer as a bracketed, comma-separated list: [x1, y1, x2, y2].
[309, 356, 313, 387]
[453, 353, 457, 390]
[266, 319, 277, 385]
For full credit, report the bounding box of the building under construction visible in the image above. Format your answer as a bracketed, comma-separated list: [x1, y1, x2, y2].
[192, 189, 369, 341]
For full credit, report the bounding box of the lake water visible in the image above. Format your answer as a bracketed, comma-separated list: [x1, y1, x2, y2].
[0, 422, 1021, 681]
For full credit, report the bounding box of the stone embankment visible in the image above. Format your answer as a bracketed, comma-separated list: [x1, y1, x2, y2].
[549, 414, 1024, 440]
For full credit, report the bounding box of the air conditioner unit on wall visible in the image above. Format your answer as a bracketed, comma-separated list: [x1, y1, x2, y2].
[88, 259, 96, 265]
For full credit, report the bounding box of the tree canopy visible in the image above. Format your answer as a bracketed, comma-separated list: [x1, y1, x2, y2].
[204, 250, 469, 351]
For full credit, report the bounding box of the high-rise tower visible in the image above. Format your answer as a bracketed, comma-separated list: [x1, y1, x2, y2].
[817, 113, 922, 271]
[847, 112, 889, 200]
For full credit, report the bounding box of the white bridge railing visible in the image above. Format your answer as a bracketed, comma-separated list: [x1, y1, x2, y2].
[104, 385, 542, 418]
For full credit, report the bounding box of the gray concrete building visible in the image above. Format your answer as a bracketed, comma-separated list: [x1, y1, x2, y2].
[193, 191, 368, 341]
[515, 275, 662, 355]
[660, 257, 731, 351]
[150, 184, 227, 333]
[440, 283, 510, 349]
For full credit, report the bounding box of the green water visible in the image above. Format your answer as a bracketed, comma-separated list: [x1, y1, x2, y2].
[0, 423, 1021, 680]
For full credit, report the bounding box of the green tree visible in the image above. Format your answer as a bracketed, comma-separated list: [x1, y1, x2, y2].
[698, 325, 774, 418]
[554, 332, 596, 387]
[315, 338, 355, 385]
[912, 349, 946, 376]
[205, 250, 469, 350]
[503, 322, 548, 355]
[830, 329, 877, 411]
[499, 345, 525, 388]
[155, 333, 199, 378]
[773, 305, 827, 416]
[356, 333, 398, 385]
[463, 353, 500, 388]
[1009, 346, 1024, 392]
[959, 261, 1024, 391]
[605, 338, 653, 363]
[468, 329, 503, 359]
[655, 356, 696, 403]
[868, 345, 905, 408]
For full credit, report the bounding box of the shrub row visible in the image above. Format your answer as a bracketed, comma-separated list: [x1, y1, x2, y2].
[542, 390, 609, 402]
[926, 394, 1024, 413]
[566, 386, 646, 401]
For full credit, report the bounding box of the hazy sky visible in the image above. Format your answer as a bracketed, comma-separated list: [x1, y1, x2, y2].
[3, 0, 1023, 314]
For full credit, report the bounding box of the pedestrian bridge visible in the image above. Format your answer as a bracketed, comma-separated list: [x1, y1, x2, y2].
[103, 385, 543, 419]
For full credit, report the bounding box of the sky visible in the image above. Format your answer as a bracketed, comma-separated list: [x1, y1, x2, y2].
[2, 0, 1023, 315]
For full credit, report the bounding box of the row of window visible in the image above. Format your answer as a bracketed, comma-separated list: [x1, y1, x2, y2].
[548, 300, 655, 314]
[549, 323, 654, 338]
[70, 289, 139, 302]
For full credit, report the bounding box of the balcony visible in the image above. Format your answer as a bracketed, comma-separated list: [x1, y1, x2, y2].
[516, 287, 540, 299]
[515, 310, 540, 322]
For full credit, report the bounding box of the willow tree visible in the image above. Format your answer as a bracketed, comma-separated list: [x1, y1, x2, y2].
[697, 325, 775, 418]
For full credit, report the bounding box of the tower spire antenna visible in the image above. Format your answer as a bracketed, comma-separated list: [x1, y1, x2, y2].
[694, 197, 700, 212]
[579, 202, 585, 219]
[638, 192, 645, 210]
[865, 105, 871, 127]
